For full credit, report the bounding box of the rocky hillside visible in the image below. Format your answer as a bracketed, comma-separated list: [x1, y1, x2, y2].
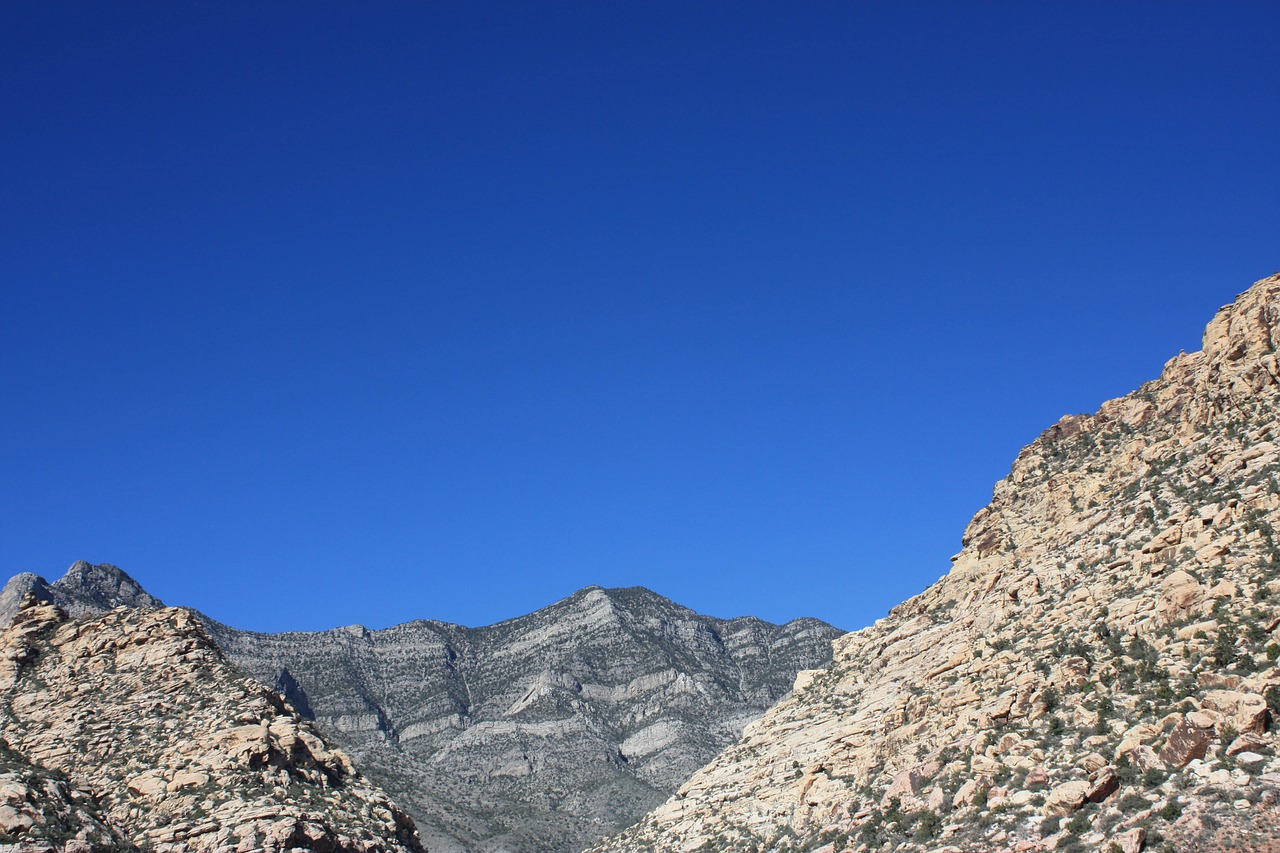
[202, 585, 841, 852]
[0, 597, 424, 852]
[592, 274, 1280, 853]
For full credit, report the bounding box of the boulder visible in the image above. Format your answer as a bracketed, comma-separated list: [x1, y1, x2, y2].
[1157, 571, 1203, 623]
[1086, 767, 1120, 803]
[1159, 717, 1213, 767]
[1226, 732, 1269, 757]
[1201, 689, 1269, 734]
[1113, 826, 1146, 853]
[1025, 766, 1050, 787]
[1043, 780, 1090, 818]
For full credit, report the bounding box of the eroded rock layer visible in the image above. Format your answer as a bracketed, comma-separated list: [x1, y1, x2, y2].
[0, 600, 424, 852]
[203, 586, 842, 852]
[592, 276, 1280, 852]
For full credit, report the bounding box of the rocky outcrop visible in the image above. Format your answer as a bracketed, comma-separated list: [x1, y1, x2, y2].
[591, 275, 1280, 852]
[0, 598, 424, 852]
[203, 586, 842, 852]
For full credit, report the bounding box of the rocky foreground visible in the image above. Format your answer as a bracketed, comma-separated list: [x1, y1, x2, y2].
[591, 277, 1280, 853]
[0, 599, 424, 852]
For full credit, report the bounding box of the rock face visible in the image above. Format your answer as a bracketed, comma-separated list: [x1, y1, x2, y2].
[0, 598, 424, 852]
[590, 275, 1280, 853]
[202, 586, 842, 852]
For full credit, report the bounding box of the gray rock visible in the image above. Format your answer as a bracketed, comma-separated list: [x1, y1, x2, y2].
[50, 560, 164, 617]
[0, 572, 55, 625]
[203, 585, 842, 852]
[0, 562, 162, 627]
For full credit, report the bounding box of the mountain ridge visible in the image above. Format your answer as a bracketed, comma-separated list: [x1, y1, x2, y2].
[3, 562, 841, 852]
[198, 579, 842, 851]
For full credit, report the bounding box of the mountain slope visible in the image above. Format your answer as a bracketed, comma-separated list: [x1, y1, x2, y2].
[0, 597, 424, 852]
[591, 274, 1280, 853]
[202, 585, 842, 852]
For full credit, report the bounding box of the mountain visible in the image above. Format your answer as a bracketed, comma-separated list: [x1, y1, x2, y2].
[3, 564, 841, 852]
[0, 596, 424, 852]
[0, 560, 162, 626]
[202, 585, 842, 852]
[591, 274, 1280, 853]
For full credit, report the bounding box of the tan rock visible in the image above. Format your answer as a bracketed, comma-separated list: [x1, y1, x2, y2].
[1145, 524, 1183, 553]
[1237, 693, 1269, 734]
[1206, 579, 1236, 597]
[1226, 732, 1269, 756]
[1043, 780, 1090, 818]
[1113, 826, 1146, 853]
[1178, 619, 1219, 640]
[126, 771, 168, 798]
[793, 669, 822, 692]
[1130, 743, 1168, 776]
[952, 777, 984, 808]
[167, 770, 210, 792]
[1201, 689, 1269, 734]
[1185, 709, 1220, 729]
[0, 803, 34, 834]
[1158, 571, 1204, 623]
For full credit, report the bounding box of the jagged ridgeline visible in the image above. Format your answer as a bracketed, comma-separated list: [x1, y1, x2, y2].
[590, 274, 1280, 853]
[0, 564, 841, 852]
[202, 587, 842, 853]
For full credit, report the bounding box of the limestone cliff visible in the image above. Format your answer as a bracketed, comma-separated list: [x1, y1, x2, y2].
[591, 274, 1280, 852]
[203, 586, 841, 852]
[0, 598, 425, 852]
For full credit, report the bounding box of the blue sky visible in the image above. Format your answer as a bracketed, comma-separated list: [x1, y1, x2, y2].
[3, 2, 1277, 633]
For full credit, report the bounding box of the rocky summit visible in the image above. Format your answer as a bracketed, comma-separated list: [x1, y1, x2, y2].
[201, 586, 842, 852]
[0, 597, 424, 852]
[591, 274, 1280, 853]
[0, 561, 162, 627]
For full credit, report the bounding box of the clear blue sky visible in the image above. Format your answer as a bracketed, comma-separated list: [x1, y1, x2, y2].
[3, 2, 1277, 633]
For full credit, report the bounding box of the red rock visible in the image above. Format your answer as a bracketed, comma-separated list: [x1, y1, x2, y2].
[1086, 767, 1120, 803]
[1159, 717, 1213, 767]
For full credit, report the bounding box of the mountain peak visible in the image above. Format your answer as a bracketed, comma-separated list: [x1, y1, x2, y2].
[1, 561, 167, 623]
